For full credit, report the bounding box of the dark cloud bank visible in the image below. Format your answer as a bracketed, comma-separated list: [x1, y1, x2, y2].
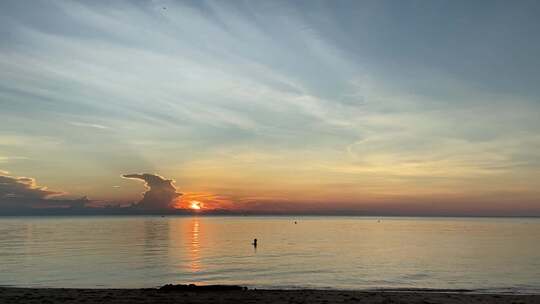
[0, 172, 88, 213]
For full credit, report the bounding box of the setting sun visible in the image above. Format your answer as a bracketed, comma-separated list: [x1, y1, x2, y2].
[189, 201, 202, 210]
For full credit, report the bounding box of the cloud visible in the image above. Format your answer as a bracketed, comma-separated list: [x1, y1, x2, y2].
[0, 171, 88, 210]
[1, 1, 539, 216]
[122, 173, 181, 210]
[69, 121, 109, 129]
[0, 173, 62, 199]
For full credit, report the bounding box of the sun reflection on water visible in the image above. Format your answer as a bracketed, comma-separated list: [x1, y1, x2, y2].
[189, 218, 201, 272]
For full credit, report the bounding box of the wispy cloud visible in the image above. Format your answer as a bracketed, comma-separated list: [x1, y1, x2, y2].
[69, 122, 109, 129]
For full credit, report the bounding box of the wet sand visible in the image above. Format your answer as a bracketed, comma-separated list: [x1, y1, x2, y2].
[0, 287, 538, 304]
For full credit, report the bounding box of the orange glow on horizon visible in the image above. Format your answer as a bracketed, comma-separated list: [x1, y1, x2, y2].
[173, 192, 234, 210]
[189, 200, 202, 210]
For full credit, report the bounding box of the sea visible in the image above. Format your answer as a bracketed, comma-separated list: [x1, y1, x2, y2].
[1, 216, 539, 293]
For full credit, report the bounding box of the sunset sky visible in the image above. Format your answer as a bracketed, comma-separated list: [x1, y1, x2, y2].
[1, 0, 540, 215]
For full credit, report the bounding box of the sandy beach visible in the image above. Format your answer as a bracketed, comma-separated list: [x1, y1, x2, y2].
[0, 286, 538, 304]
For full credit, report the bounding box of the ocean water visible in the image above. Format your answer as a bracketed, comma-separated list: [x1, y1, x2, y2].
[0, 216, 539, 293]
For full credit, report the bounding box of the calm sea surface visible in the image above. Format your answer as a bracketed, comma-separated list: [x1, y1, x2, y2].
[1, 216, 539, 293]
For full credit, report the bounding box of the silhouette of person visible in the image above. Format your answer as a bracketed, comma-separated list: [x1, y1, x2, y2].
[252, 238, 257, 248]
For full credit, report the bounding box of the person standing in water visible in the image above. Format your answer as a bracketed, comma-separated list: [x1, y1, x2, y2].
[252, 238, 257, 248]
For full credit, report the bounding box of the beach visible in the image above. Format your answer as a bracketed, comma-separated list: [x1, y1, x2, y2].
[1, 287, 538, 304]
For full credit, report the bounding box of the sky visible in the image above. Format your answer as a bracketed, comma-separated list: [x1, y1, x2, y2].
[1, 0, 540, 215]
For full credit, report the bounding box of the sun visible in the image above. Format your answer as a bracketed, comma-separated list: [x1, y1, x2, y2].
[189, 201, 202, 210]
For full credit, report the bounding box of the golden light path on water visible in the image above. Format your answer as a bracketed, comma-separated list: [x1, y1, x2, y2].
[189, 219, 201, 273]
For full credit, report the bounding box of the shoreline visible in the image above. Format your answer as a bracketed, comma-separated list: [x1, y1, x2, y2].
[1, 286, 539, 304]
